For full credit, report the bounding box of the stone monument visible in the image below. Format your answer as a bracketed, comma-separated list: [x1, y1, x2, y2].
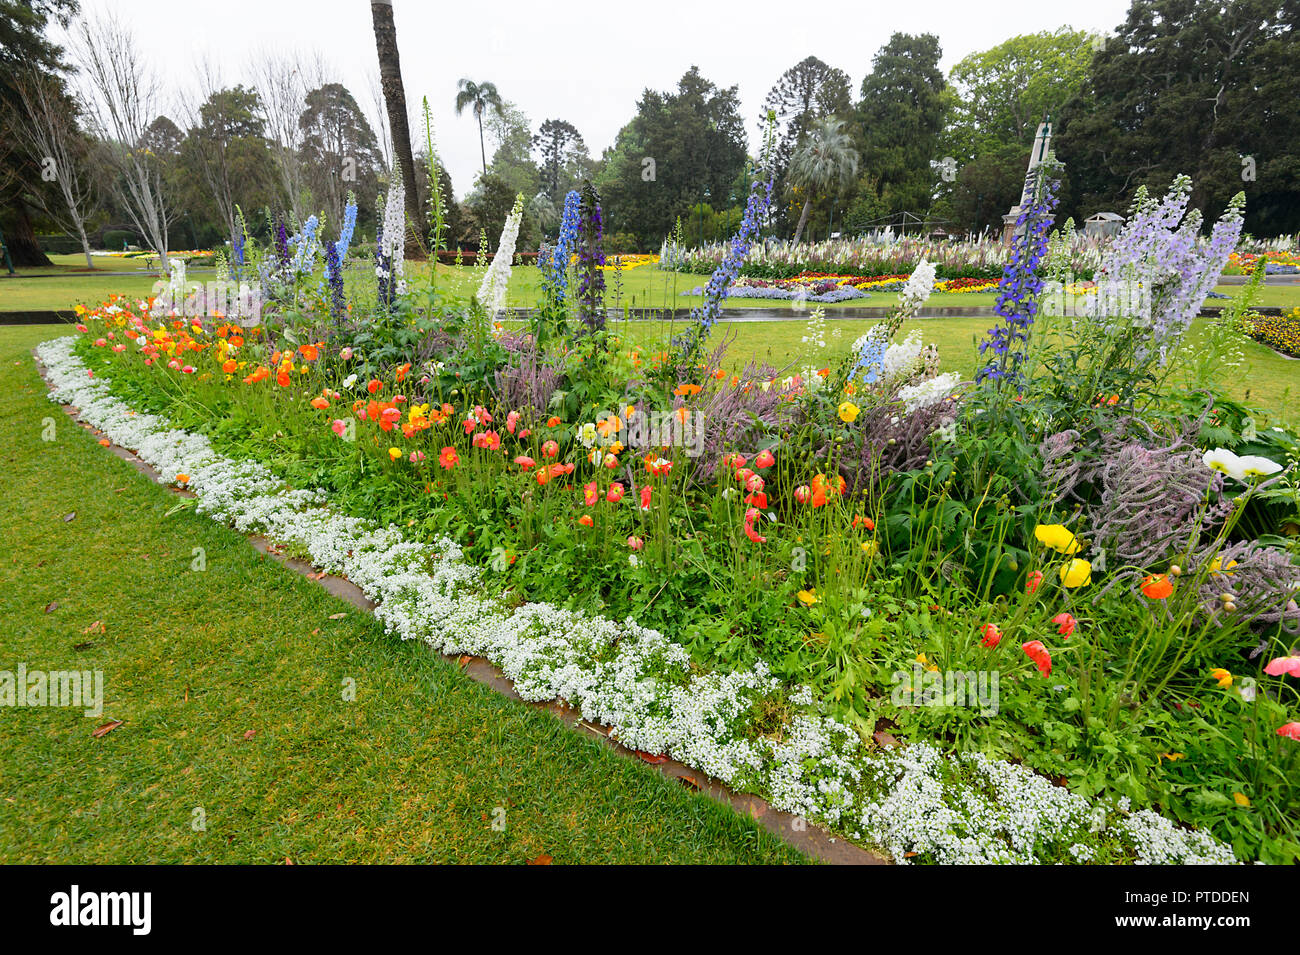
[1001, 116, 1053, 245]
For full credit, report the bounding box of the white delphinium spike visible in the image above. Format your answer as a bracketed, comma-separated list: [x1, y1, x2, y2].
[476, 193, 525, 317]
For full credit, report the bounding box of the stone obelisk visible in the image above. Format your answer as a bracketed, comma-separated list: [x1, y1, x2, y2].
[1001, 116, 1053, 245]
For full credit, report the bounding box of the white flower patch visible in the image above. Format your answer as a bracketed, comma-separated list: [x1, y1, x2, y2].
[35, 336, 1240, 865]
[896, 372, 961, 414]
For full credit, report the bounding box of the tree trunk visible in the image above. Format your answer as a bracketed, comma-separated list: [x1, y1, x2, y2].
[78, 222, 93, 269]
[478, 114, 487, 177]
[370, 0, 421, 259]
[1, 205, 53, 267]
[791, 197, 812, 244]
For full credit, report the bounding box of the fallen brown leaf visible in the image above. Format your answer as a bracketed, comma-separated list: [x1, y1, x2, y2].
[327, 612, 347, 620]
[526, 854, 553, 865]
[81, 620, 105, 635]
[44, 600, 59, 614]
[242, 729, 256, 741]
[63, 511, 76, 522]
[92, 720, 123, 738]
[633, 750, 668, 765]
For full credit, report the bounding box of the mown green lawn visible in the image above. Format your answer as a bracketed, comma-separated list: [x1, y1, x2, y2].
[4, 259, 1299, 313]
[598, 314, 1298, 427]
[0, 324, 807, 865]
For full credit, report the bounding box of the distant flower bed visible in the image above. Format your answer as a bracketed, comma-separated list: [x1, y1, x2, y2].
[1225, 250, 1300, 275]
[603, 253, 659, 271]
[661, 233, 1104, 282]
[677, 270, 1000, 302]
[1246, 308, 1300, 357]
[93, 248, 214, 260]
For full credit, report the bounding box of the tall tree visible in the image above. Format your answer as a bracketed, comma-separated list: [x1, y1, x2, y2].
[74, 13, 176, 270]
[0, 0, 79, 267]
[595, 66, 748, 246]
[787, 117, 859, 242]
[946, 29, 1095, 158]
[533, 118, 588, 199]
[370, 0, 420, 246]
[455, 79, 505, 177]
[856, 33, 948, 219]
[1056, 0, 1300, 235]
[936, 29, 1094, 233]
[299, 82, 382, 233]
[3, 68, 98, 266]
[250, 49, 327, 222]
[761, 56, 852, 233]
[182, 81, 276, 240]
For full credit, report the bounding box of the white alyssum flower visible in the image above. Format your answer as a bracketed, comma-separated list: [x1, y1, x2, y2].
[34, 335, 1241, 867]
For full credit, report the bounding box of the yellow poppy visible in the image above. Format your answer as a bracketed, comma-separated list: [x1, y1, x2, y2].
[1059, 558, 1092, 588]
[1034, 523, 1081, 555]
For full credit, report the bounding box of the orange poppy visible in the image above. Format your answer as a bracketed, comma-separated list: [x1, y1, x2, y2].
[1141, 574, 1174, 599]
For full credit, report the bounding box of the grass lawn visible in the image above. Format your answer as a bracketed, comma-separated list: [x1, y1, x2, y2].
[4, 260, 1300, 313]
[596, 313, 1299, 427]
[0, 324, 807, 864]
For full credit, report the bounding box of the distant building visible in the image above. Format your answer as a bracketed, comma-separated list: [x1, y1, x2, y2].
[1084, 212, 1125, 239]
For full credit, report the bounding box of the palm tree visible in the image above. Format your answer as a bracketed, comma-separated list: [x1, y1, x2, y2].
[787, 117, 859, 244]
[370, 0, 420, 244]
[455, 79, 505, 177]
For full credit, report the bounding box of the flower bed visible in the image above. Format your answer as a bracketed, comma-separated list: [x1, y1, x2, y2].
[59, 162, 1300, 864]
[660, 234, 1105, 282]
[1225, 250, 1300, 275]
[677, 271, 1000, 303]
[1246, 308, 1300, 358]
[37, 334, 1243, 864]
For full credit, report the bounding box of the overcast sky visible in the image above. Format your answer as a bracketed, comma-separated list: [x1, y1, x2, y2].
[64, 0, 1132, 200]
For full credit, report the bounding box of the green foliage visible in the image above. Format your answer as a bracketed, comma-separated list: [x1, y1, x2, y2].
[1057, 0, 1300, 235]
[855, 33, 948, 219]
[596, 67, 748, 248]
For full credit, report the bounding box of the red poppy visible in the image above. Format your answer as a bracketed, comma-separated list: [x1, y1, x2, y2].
[1050, 612, 1076, 637]
[1026, 570, 1043, 594]
[1022, 640, 1052, 677]
[980, 623, 1002, 648]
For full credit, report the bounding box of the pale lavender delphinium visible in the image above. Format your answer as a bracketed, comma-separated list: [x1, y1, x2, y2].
[1090, 176, 1246, 365]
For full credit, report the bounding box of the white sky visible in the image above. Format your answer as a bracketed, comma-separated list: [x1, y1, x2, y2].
[64, 0, 1132, 200]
